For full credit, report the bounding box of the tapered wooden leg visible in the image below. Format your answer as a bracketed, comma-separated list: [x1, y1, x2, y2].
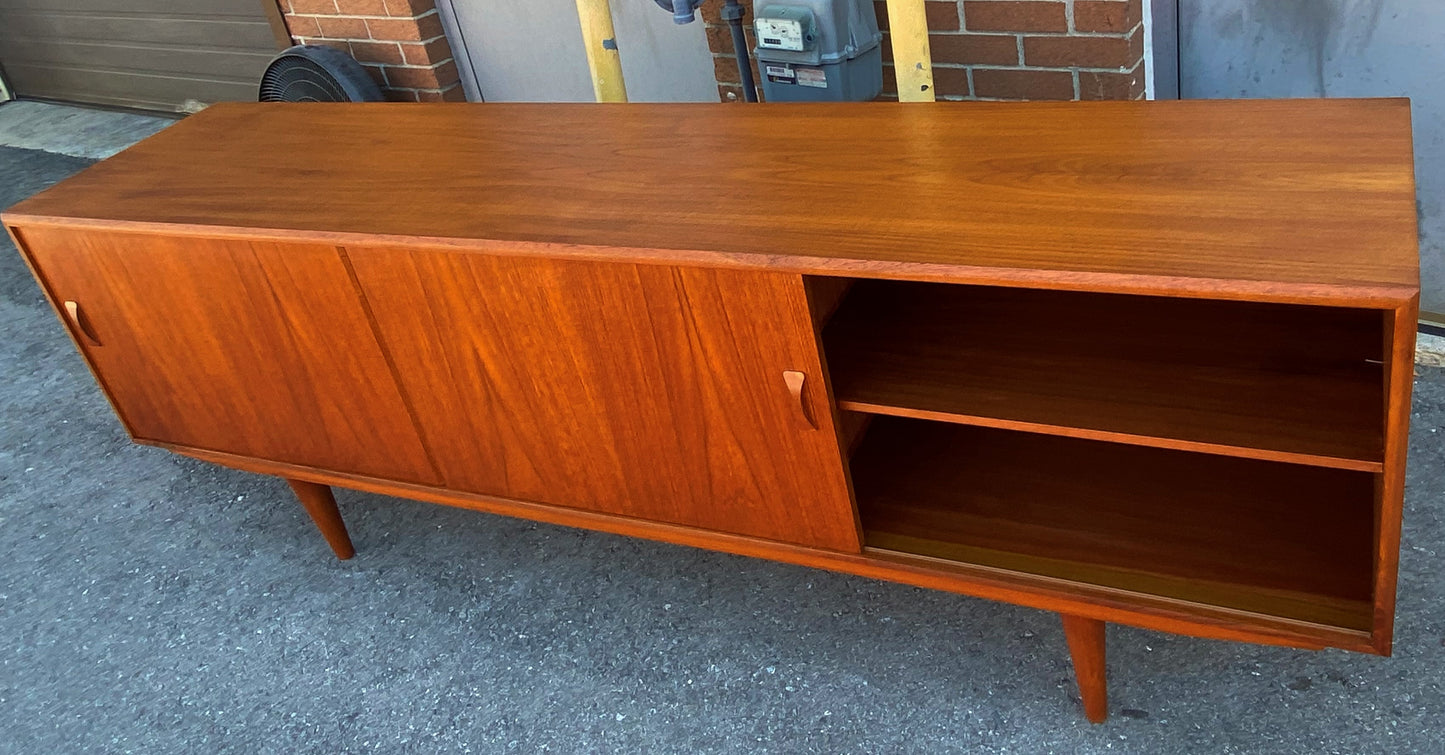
[1061, 613, 1108, 723]
[286, 479, 355, 560]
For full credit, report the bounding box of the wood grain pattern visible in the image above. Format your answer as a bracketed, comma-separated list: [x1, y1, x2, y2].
[157, 438, 1380, 654]
[63, 300, 100, 346]
[1061, 614, 1108, 723]
[852, 418, 1377, 630]
[287, 479, 355, 560]
[344, 249, 862, 551]
[3, 100, 1418, 306]
[1371, 295, 1419, 653]
[3, 99, 1417, 697]
[825, 280, 1385, 470]
[802, 276, 854, 331]
[15, 226, 439, 484]
[837, 410, 873, 458]
[782, 370, 815, 429]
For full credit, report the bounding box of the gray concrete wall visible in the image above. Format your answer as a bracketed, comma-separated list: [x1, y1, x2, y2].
[1178, 0, 1444, 313]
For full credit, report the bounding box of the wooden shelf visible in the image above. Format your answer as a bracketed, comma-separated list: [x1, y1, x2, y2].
[823, 280, 1385, 471]
[852, 418, 1376, 631]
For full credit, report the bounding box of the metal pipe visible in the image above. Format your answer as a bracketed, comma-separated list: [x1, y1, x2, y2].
[721, 0, 759, 102]
[670, 0, 699, 23]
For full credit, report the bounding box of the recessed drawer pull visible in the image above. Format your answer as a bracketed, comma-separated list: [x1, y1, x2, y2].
[783, 370, 816, 430]
[64, 300, 102, 347]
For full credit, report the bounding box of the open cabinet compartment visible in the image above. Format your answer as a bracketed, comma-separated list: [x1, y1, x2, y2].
[849, 417, 1377, 631]
[809, 277, 1392, 634]
[820, 279, 1387, 471]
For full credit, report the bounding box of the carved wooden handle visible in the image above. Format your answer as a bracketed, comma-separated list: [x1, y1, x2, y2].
[783, 370, 816, 430]
[64, 300, 102, 347]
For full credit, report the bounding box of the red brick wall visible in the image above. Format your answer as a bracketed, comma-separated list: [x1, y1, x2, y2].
[278, 0, 465, 102]
[707, 0, 1145, 102]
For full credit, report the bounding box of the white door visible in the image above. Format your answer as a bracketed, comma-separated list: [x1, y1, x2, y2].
[438, 0, 718, 102]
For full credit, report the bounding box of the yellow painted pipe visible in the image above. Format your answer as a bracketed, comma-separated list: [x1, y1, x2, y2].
[885, 0, 936, 102]
[575, 0, 628, 102]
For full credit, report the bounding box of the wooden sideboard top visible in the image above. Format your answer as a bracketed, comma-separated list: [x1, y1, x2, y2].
[3, 99, 1419, 304]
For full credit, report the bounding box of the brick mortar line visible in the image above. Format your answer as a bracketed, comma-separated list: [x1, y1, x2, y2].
[388, 80, 460, 88]
[300, 47, 455, 70]
[943, 30, 1139, 39]
[286, 8, 438, 21]
[1064, 54, 1148, 73]
[297, 33, 448, 45]
[721, 33, 1133, 57]
[896, 62, 1143, 73]
[376, 58, 454, 68]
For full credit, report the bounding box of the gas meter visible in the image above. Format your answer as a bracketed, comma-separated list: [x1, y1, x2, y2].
[753, 0, 881, 101]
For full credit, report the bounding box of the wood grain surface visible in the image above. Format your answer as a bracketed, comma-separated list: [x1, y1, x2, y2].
[157, 439, 1380, 654]
[1061, 614, 1109, 723]
[345, 249, 862, 551]
[3, 100, 1419, 305]
[824, 280, 1386, 470]
[851, 418, 1377, 631]
[1371, 295, 1420, 653]
[3, 99, 1416, 672]
[14, 226, 440, 484]
[286, 479, 355, 560]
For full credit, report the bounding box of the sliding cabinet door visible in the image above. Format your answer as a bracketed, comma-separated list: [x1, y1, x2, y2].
[17, 226, 438, 484]
[348, 250, 860, 551]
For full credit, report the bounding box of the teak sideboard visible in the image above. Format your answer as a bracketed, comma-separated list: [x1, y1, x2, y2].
[4, 100, 1419, 722]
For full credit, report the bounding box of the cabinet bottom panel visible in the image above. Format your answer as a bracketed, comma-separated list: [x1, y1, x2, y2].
[150, 439, 1381, 655]
[851, 417, 1376, 632]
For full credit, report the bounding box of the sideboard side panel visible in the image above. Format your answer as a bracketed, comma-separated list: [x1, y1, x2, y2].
[346, 249, 861, 552]
[1372, 295, 1418, 653]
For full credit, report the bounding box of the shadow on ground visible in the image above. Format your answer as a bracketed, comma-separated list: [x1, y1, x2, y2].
[2, 144, 1443, 753]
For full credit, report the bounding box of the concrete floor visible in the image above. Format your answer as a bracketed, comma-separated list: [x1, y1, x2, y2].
[2, 100, 1444, 753]
[0, 100, 173, 159]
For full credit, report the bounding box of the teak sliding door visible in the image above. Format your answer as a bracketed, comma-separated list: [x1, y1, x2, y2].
[347, 249, 860, 552]
[14, 227, 439, 484]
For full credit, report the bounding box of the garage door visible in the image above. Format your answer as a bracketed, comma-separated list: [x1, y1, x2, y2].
[0, 0, 284, 112]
